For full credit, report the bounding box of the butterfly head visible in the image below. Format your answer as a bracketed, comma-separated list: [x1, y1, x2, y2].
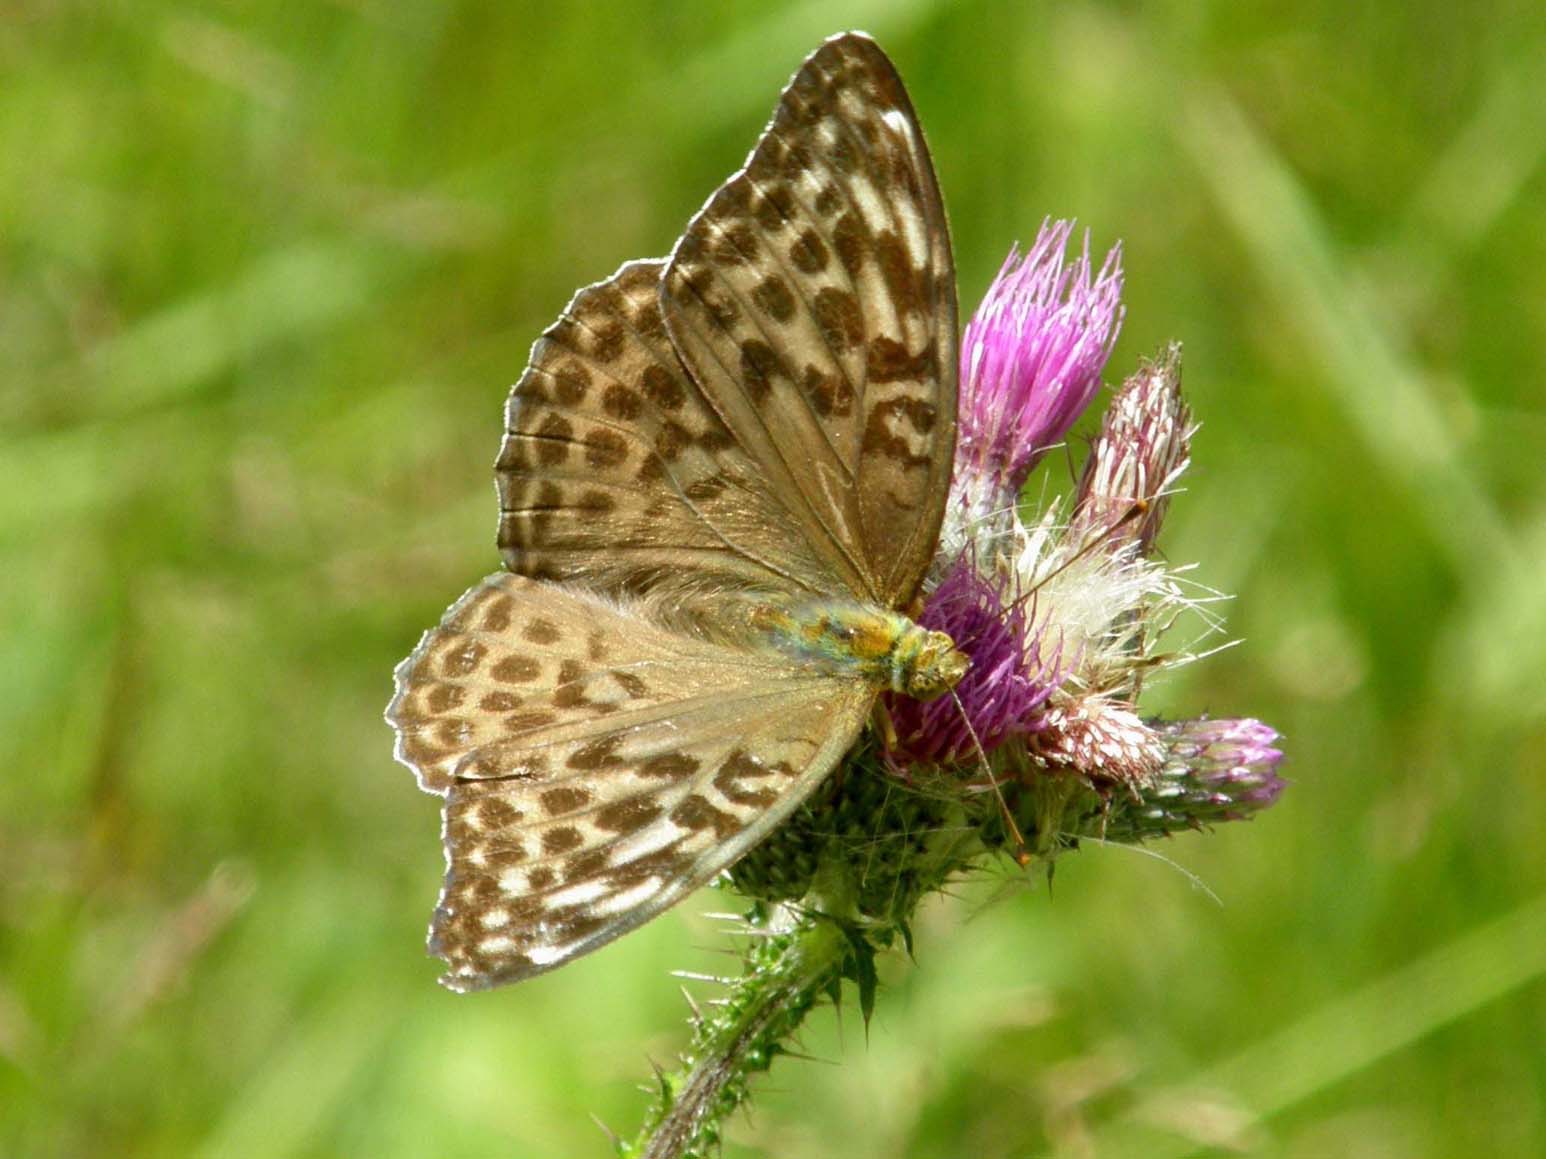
[894, 625, 969, 701]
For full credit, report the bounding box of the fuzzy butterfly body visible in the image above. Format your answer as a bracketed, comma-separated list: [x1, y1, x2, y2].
[387, 31, 962, 990]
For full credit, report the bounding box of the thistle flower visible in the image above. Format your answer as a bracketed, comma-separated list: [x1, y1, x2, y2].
[1073, 343, 1194, 552]
[636, 222, 1284, 1159]
[1030, 698, 1166, 784]
[1159, 717, 1288, 815]
[905, 235, 1277, 804]
[943, 220, 1124, 556]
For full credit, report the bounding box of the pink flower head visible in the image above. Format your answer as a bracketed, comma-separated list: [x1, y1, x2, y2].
[1073, 344, 1193, 553]
[887, 556, 1064, 766]
[1161, 718, 1287, 817]
[957, 220, 1125, 497]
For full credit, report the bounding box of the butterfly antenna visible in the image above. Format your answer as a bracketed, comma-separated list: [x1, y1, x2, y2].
[949, 689, 1032, 867]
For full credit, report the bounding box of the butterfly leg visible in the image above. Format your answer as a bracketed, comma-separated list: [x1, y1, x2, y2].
[870, 698, 900, 752]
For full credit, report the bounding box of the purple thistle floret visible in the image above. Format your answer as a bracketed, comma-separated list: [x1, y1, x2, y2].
[888, 558, 1063, 766]
[957, 219, 1124, 498]
[1095, 719, 1286, 842]
[1161, 718, 1287, 814]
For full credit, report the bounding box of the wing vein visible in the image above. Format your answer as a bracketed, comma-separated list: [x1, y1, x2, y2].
[665, 270, 879, 600]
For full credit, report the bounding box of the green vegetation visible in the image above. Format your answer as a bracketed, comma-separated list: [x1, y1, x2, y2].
[4, 3, 1543, 1155]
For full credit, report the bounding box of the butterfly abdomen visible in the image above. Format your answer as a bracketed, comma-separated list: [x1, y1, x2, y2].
[751, 600, 967, 701]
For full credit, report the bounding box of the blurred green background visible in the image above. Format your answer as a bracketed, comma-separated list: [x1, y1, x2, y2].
[4, 1, 1544, 1155]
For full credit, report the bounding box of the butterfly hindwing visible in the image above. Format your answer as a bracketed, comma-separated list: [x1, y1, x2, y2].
[387, 573, 872, 988]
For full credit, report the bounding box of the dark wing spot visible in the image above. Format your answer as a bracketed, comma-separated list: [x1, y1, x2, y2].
[477, 798, 522, 828]
[479, 690, 521, 712]
[480, 596, 514, 633]
[444, 812, 477, 847]
[523, 617, 560, 644]
[552, 679, 592, 710]
[875, 230, 924, 317]
[494, 440, 529, 474]
[562, 848, 609, 882]
[601, 384, 642, 419]
[590, 321, 626, 363]
[542, 826, 584, 855]
[398, 734, 451, 768]
[635, 301, 666, 341]
[780, 142, 813, 181]
[636, 451, 665, 483]
[861, 394, 938, 468]
[490, 654, 541, 683]
[752, 275, 797, 324]
[554, 362, 590, 405]
[612, 670, 648, 698]
[768, 183, 799, 224]
[641, 364, 685, 410]
[711, 225, 751, 265]
[504, 709, 558, 731]
[577, 489, 615, 515]
[455, 873, 501, 904]
[789, 228, 829, 273]
[715, 181, 753, 219]
[440, 641, 486, 678]
[866, 338, 938, 385]
[655, 421, 691, 462]
[670, 794, 740, 840]
[434, 718, 470, 747]
[608, 846, 683, 885]
[832, 214, 866, 280]
[638, 753, 701, 780]
[594, 797, 664, 832]
[540, 786, 592, 816]
[546, 907, 609, 943]
[697, 426, 735, 453]
[802, 367, 852, 418]
[813, 287, 863, 354]
[827, 133, 859, 175]
[728, 222, 761, 261]
[427, 683, 466, 714]
[713, 750, 788, 807]
[568, 736, 625, 770]
[584, 428, 628, 469]
[534, 413, 573, 466]
[739, 340, 782, 402]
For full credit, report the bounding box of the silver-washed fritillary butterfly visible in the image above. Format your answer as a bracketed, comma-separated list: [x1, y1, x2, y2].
[387, 32, 964, 990]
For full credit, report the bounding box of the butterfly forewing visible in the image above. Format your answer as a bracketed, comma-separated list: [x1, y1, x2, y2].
[388, 573, 871, 988]
[495, 260, 844, 599]
[661, 33, 957, 607]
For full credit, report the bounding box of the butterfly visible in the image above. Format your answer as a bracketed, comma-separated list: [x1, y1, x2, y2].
[387, 31, 963, 990]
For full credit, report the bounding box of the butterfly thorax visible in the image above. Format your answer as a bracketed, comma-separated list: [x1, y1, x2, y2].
[748, 599, 967, 701]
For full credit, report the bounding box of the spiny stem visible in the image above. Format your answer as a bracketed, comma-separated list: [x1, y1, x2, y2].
[628, 863, 857, 1159]
[622, 748, 1281, 1156]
